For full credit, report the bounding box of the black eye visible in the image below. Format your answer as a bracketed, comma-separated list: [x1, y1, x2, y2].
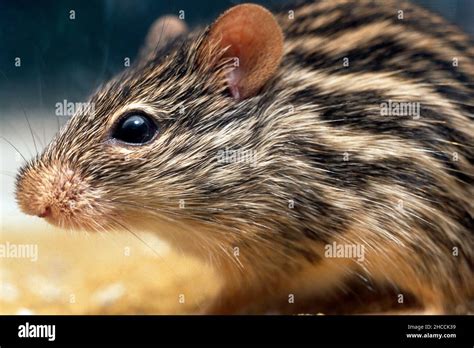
[111, 114, 158, 144]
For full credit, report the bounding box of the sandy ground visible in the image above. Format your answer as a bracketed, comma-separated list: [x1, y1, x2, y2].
[0, 227, 220, 314]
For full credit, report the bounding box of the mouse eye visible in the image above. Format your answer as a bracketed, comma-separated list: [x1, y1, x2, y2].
[111, 114, 158, 144]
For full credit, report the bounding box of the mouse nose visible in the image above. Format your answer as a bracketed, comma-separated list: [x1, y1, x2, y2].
[37, 206, 51, 218]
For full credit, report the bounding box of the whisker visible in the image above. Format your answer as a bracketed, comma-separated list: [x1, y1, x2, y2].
[105, 213, 207, 312]
[0, 136, 28, 163]
[0, 171, 17, 178]
[0, 70, 39, 155]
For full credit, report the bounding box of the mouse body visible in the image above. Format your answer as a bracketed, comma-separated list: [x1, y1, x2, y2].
[16, 0, 474, 314]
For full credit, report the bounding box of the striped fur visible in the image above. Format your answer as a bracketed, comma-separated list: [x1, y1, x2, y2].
[16, 0, 473, 313]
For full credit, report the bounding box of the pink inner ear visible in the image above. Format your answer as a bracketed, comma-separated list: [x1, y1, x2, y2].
[204, 4, 284, 100]
[219, 24, 255, 100]
[227, 69, 242, 100]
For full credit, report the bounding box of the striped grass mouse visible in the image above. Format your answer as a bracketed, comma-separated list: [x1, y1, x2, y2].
[16, 1, 474, 313]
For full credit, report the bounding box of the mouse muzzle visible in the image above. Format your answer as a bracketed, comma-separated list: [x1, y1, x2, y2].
[15, 161, 105, 230]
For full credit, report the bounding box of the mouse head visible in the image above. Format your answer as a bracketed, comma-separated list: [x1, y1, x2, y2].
[15, 4, 284, 235]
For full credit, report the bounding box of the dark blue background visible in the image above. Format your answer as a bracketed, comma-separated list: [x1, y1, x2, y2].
[0, 0, 473, 112]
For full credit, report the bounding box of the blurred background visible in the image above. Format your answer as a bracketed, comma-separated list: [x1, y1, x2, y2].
[0, 0, 473, 314]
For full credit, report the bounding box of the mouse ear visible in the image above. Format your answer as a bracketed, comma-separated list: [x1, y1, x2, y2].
[201, 4, 284, 100]
[139, 15, 188, 60]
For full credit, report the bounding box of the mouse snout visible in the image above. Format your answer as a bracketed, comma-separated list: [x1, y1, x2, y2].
[15, 163, 94, 226]
[37, 206, 52, 218]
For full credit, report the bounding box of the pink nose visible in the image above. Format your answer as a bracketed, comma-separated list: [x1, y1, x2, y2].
[38, 206, 51, 218]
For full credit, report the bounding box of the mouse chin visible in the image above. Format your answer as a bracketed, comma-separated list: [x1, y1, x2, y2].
[36, 202, 119, 233]
[42, 210, 112, 232]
